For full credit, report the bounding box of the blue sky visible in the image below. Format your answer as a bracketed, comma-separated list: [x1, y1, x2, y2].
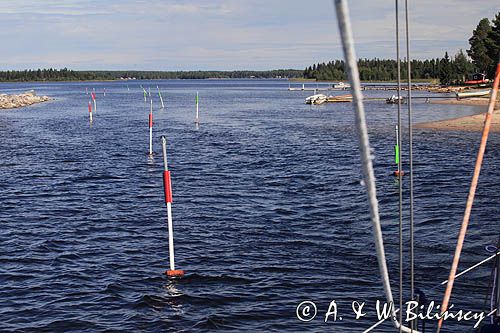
[1, 0, 498, 71]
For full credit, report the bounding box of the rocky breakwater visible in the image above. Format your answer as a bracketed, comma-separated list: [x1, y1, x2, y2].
[0, 90, 50, 109]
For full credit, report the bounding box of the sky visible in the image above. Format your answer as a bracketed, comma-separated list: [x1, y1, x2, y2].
[0, 0, 498, 71]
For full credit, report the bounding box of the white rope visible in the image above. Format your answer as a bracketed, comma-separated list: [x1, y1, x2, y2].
[440, 252, 500, 285]
[362, 309, 401, 333]
[333, 1, 420, 332]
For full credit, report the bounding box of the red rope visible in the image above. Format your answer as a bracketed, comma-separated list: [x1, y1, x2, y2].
[438, 58, 500, 332]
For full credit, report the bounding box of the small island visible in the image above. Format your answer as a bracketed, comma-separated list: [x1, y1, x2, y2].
[0, 90, 50, 109]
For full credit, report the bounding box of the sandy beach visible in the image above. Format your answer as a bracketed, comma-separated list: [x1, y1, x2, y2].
[416, 97, 500, 132]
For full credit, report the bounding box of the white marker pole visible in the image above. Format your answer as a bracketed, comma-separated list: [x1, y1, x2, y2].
[88, 101, 93, 123]
[157, 86, 165, 109]
[103, 88, 106, 97]
[161, 136, 184, 277]
[148, 87, 151, 97]
[195, 91, 199, 123]
[149, 99, 153, 155]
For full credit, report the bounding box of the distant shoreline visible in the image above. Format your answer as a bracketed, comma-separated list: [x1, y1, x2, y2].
[0, 77, 295, 84]
[0, 78, 438, 84]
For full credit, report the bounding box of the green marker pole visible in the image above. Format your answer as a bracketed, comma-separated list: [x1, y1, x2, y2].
[195, 91, 199, 123]
[157, 86, 164, 109]
[394, 125, 400, 165]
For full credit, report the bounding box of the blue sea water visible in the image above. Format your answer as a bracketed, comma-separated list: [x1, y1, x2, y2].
[0, 79, 498, 332]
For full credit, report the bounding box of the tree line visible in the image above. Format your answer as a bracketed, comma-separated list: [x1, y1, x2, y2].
[303, 54, 474, 84]
[0, 69, 303, 82]
[304, 11, 500, 84]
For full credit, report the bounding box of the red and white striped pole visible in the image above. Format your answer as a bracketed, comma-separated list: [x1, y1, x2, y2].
[91, 91, 97, 114]
[161, 136, 184, 277]
[88, 100, 93, 123]
[149, 99, 153, 156]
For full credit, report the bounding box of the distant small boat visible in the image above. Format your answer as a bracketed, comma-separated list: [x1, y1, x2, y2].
[305, 94, 327, 105]
[386, 95, 405, 104]
[455, 89, 490, 99]
[333, 82, 351, 89]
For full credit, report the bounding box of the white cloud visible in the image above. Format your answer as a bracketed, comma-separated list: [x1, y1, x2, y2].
[0, 0, 498, 70]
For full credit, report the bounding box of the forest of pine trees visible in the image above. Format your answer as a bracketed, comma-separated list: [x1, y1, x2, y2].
[0, 69, 303, 82]
[304, 11, 500, 85]
[303, 50, 477, 85]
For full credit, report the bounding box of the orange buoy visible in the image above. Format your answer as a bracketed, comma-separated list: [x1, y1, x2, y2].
[393, 170, 405, 177]
[166, 269, 185, 277]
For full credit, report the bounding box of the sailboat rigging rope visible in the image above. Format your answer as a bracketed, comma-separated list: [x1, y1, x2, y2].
[440, 251, 500, 286]
[395, 1, 404, 331]
[404, 2, 415, 323]
[333, 1, 420, 332]
[436, 55, 500, 333]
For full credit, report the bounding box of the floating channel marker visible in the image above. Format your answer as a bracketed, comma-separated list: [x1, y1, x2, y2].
[195, 92, 199, 123]
[395, 125, 399, 164]
[161, 136, 184, 277]
[149, 99, 153, 156]
[157, 86, 164, 109]
[91, 91, 96, 114]
[393, 125, 403, 177]
[88, 101, 93, 123]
